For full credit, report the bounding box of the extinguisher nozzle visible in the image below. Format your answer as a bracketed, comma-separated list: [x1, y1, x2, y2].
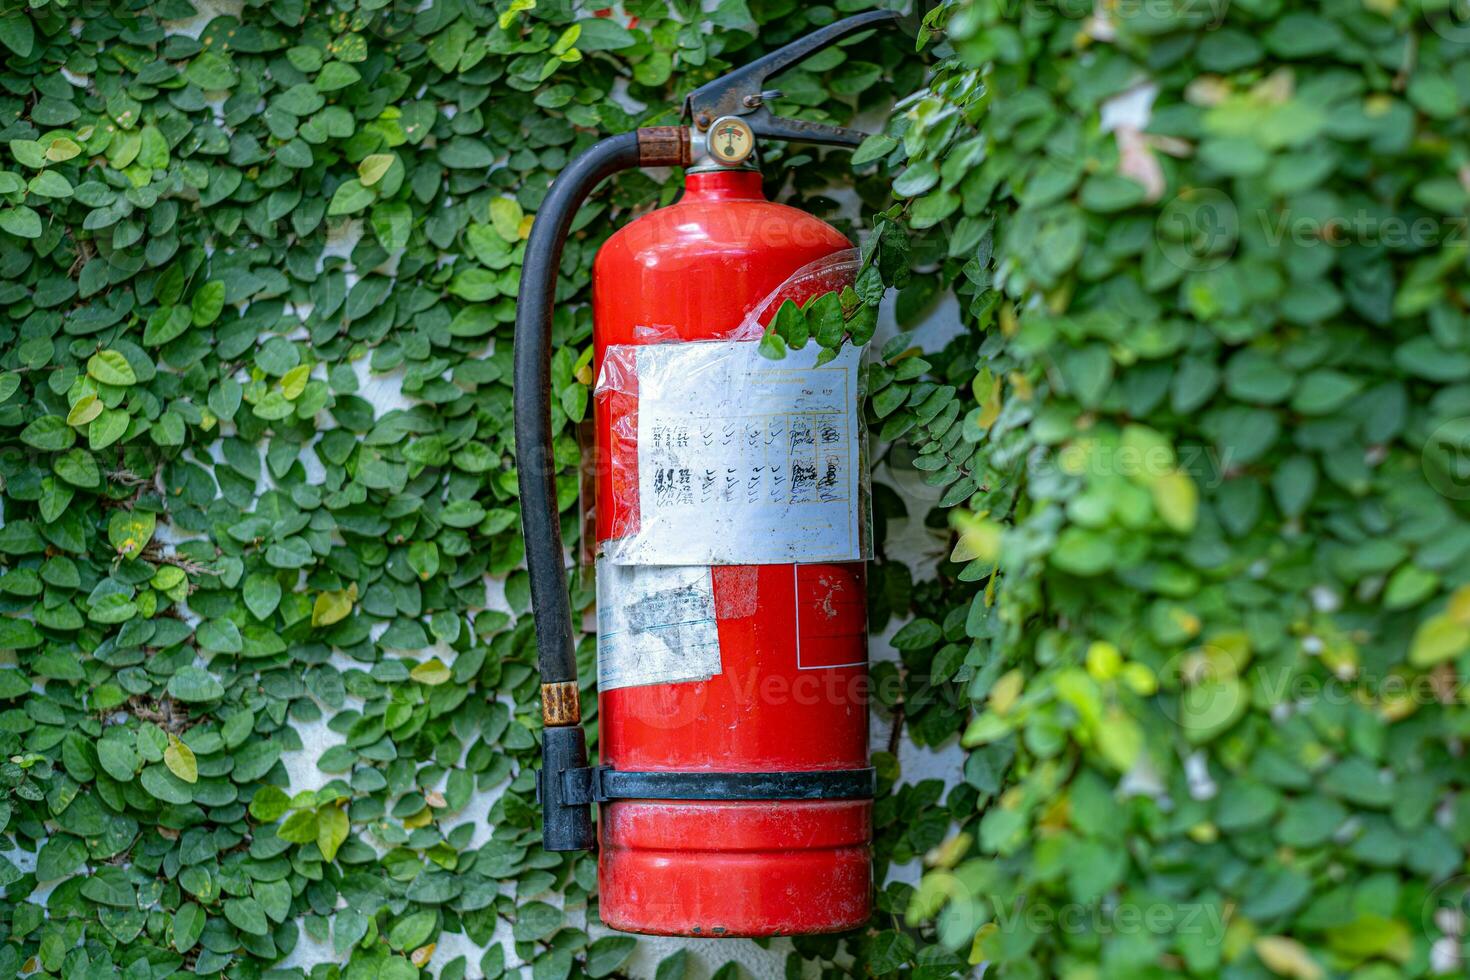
[538, 725, 597, 851]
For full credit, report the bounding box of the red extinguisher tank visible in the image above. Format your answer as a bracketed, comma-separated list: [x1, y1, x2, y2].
[590, 169, 871, 936]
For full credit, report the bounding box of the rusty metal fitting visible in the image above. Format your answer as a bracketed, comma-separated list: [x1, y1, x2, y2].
[637, 126, 692, 167]
[541, 681, 582, 727]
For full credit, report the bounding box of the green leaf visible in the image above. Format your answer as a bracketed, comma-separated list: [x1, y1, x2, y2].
[88, 349, 138, 386]
[389, 910, 437, 951]
[168, 666, 224, 703]
[170, 903, 206, 953]
[0, 205, 42, 238]
[185, 50, 239, 90]
[654, 950, 689, 980]
[587, 937, 637, 978]
[328, 180, 374, 216]
[249, 785, 291, 822]
[224, 897, 269, 936]
[97, 740, 138, 781]
[107, 509, 155, 560]
[140, 764, 194, 804]
[80, 867, 136, 908]
[192, 281, 226, 326]
[243, 573, 282, 620]
[1179, 678, 1249, 744]
[316, 61, 361, 91]
[0, 13, 35, 57]
[512, 902, 563, 942]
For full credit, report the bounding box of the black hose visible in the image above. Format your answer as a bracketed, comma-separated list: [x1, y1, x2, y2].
[516, 132, 643, 852]
[513, 131, 640, 689]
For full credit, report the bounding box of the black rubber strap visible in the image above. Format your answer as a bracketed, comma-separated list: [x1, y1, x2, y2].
[552, 766, 876, 805]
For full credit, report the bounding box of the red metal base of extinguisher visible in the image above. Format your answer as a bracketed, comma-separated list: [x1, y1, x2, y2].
[599, 800, 872, 937]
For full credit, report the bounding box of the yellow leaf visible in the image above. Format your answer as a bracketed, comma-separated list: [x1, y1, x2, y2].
[280, 363, 311, 400]
[1447, 584, 1470, 625]
[1086, 641, 1122, 681]
[1188, 821, 1218, 843]
[1151, 468, 1198, 533]
[1095, 707, 1142, 771]
[316, 804, 348, 862]
[517, 213, 535, 240]
[411, 944, 436, 968]
[358, 153, 395, 186]
[969, 922, 999, 964]
[312, 583, 357, 628]
[165, 734, 198, 784]
[410, 658, 453, 686]
[1325, 914, 1412, 963]
[67, 394, 103, 426]
[490, 197, 523, 242]
[951, 511, 1001, 564]
[1409, 613, 1470, 667]
[550, 23, 580, 55]
[1120, 662, 1157, 696]
[1053, 667, 1103, 728]
[989, 669, 1023, 715]
[152, 566, 186, 591]
[924, 832, 973, 870]
[498, 0, 536, 28]
[999, 301, 1017, 336]
[46, 137, 81, 162]
[1253, 936, 1323, 980]
[960, 711, 1010, 747]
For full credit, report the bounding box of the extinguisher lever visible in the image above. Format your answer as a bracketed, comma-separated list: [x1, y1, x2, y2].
[683, 9, 900, 141]
[745, 112, 872, 149]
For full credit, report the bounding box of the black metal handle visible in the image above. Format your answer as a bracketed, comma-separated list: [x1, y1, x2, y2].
[684, 10, 901, 127]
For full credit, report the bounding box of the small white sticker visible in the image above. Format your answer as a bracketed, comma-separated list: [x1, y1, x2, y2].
[606, 340, 864, 566]
[596, 562, 722, 691]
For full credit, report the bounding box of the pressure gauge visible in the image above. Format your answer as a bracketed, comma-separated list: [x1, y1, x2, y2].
[707, 115, 755, 166]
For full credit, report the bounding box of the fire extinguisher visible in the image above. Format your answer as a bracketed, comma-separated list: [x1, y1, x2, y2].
[514, 10, 898, 937]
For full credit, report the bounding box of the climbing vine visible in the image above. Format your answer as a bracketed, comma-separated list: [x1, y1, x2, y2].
[814, 0, 1470, 976]
[0, 1, 923, 978]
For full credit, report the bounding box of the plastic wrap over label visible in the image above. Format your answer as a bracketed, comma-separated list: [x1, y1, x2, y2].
[603, 340, 865, 565]
[596, 561, 722, 691]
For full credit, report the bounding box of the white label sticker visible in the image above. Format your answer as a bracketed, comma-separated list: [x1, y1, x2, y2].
[596, 562, 722, 691]
[609, 340, 863, 565]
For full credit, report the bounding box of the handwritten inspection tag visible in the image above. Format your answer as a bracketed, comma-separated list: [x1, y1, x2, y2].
[605, 340, 865, 566]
